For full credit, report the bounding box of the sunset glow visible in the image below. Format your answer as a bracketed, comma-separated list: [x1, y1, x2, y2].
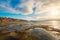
[49, 6, 60, 18]
[48, 6, 60, 28]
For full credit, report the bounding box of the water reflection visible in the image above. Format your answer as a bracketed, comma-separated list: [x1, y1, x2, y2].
[49, 21, 60, 29]
[0, 24, 31, 32]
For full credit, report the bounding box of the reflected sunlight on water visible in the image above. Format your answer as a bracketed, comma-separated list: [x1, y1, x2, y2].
[49, 21, 60, 29]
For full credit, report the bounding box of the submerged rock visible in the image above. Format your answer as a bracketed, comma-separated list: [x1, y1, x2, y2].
[27, 28, 58, 40]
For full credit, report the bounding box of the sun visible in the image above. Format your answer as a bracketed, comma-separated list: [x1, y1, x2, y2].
[49, 6, 59, 18]
[48, 6, 60, 29]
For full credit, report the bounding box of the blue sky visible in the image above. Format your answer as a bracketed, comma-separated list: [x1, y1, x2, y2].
[0, 0, 59, 20]
[0, 0, 26, 19]
[0, 0, 37, 20]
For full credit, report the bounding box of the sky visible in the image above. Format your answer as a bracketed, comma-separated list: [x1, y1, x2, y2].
[0, 0, 60, 20]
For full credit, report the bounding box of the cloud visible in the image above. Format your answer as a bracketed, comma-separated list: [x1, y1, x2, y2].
[0, 0, 34, 15]
[0, 0, 60, 15]
[15, 0, 34, 15]
[0, 0, 60, 20]
[24, 15, 49, 20]
[34, 0, 60, 14]
[0, 4, 20, 14]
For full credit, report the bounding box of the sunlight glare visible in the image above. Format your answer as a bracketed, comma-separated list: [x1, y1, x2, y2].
[49, 6, 60, 29]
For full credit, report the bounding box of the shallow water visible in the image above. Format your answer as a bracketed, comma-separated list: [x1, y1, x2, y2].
[49, 21, 60, 29]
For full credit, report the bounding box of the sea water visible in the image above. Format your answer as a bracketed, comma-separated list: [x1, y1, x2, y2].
[49, 21, 60, 29]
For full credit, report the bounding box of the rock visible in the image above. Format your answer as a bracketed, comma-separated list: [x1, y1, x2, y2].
[27, 28, 58, 40]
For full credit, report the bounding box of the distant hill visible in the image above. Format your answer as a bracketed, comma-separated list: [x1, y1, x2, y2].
[0, 17, 29, 27]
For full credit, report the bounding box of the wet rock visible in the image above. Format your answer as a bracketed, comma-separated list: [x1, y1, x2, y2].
[27, 28, 58, 40]
[4, 36, 19, 40]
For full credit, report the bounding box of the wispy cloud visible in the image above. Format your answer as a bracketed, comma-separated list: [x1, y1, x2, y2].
[0, 0, 34, 15]
[34, 0, 60, 14]
[0, 0, 60, 20]
[0, 0, 60, 15]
